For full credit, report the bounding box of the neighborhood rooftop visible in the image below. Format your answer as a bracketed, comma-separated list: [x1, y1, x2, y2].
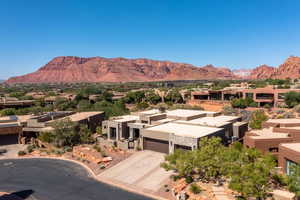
[267, 118, 300, 124]
[249, 128, 289, 139]
[144, 122, 223, 138]
[111, 115, 140, 122]
[174, 115, 240, 127]
[166, 109, 217, 117]
[280, 143, 300, 153]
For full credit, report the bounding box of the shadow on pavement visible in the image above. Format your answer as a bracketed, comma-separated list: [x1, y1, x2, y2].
[0, 189, 34, 200]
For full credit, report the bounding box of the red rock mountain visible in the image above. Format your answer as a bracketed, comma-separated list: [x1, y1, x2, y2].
[6, 56, 236, 83]
[248, 56, 300, 79]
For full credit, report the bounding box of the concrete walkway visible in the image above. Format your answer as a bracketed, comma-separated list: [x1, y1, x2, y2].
[98, 150, 172, 193]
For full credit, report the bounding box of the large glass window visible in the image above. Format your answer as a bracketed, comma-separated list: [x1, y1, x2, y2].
[286, 159, 297, 175]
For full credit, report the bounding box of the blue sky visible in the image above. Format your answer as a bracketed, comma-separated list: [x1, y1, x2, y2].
[1, 0, 300, 79]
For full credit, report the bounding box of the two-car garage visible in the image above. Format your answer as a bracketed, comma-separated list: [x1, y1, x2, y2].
[143, 137, 169, 154]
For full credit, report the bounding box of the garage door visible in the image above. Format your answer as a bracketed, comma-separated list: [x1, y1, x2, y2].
[143, 137, 169, 154]
[0, 134, 18, 145]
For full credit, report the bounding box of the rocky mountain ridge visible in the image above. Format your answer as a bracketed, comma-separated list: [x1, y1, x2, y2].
[6, 56, 300, 84]
[6, 56, 236, 84]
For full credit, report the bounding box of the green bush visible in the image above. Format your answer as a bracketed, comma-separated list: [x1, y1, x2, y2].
[285, 91, 300, 108]
[189, 183, 202, 194]
[185, 176, 193, 184]
[136, 102, 149, 110]
[272, 173, 288, 187]
[93, 145, 102, 152]
[18, 150, 26, 156]
[27, 145, 35, 153]
[249, 110, 268, 129]
[63, 146, 72, 152]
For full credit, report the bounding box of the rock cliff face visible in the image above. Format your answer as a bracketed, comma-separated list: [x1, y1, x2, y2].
[248, 56, 300, 79]
[6, 56, 236, 83]
[7, 56, 300, 84]
[248, 65, 276, 79]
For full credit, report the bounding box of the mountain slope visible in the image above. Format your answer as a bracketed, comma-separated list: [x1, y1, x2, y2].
[248, 56, 300, 79]
[6, 56, 236, 83]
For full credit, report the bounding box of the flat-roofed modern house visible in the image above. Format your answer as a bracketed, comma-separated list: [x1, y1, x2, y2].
[141, 122, 225, 154]
[278, 143, 300, 174]
[0, 97, 35, 109]
[22, 111, 105, 142]
[102, 109, 248, 152]
[173, 115, 245, 142]
[166, 109, 220, 120]
[190, 86, 300, 108]
[244, 118, 300, 159]
[0, 116, 23, 145]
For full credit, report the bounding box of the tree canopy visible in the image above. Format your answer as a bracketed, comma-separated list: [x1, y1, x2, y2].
[161, 137, 277, 199]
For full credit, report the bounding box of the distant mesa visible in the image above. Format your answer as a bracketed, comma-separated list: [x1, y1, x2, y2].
[5, 56, 236, 84]
[5, 56, 300, 84]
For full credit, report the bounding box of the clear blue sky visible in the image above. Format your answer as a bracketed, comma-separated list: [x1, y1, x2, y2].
[1, 0, 300, 79]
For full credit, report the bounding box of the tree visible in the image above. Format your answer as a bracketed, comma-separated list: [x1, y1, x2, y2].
[0, 108, 16, 116]
[162, 137, 226, 182]
[51, 118, 79, 147]
[124, 91, 145, 104]
[77, 100, 92, 111]
[231, 98, 247, 109]
[161, 149, 195, 179]
[79, 124, 93, 144]
[161, 139, 277, 199]
[145, 91, 161, 105]
[136, 102, 149, 110]
[165, 89, 184, 104]
[193, 137, 226, 182]
[287, 163, 300, 198]
[249, 110, 268, 129]
[223, 142, 276, 199]
[284, 91, 300, 108]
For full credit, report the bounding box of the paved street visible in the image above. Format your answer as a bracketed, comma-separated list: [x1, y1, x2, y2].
[98, 150, 172, 192]
[0, 158, 152, 200]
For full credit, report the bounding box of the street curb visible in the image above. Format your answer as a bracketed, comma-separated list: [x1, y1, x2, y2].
[0, 156, 169, 200]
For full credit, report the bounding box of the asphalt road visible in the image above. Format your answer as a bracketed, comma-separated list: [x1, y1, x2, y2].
[0, 158, 153, 200]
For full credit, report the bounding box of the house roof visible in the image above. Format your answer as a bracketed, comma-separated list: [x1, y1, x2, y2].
[111, 115, 139, 122]
[57, 112, 104, 122]
[166, 109, 216, 118]
[267, 118, 300, 124]
[144, 122, 223, 138]
[249, 128, 289, 139]
[280, 143, 300, 153]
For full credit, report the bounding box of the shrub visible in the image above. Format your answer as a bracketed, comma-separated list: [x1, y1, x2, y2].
[249, 102, 258, 107]
[249, 110, 268, 129]
[293, 104, 300, 113]
[263, 104, 271, 109]
[272, 173, 288, 187]
[27, 145, 35, 153]
[18, 150, 26, 156]
[93, 145, 102, 152]
[136, 102, 149, 110]
[284, 91, 300, 108]
[189, 183, 202, 194]
[100, 150, 107, 157]
[63, 146, 72, 152]
[282, 112, 295, 119]
[185, 176, 193, 184]
[223, 105, 236, 115]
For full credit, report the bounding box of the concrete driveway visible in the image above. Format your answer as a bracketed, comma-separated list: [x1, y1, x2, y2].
[0, 144, 27, 158]
[98, 150, 172, 193]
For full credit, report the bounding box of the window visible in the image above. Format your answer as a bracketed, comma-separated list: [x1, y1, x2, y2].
[286, 159, 297, 175]
[269, 147, 278, 152]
